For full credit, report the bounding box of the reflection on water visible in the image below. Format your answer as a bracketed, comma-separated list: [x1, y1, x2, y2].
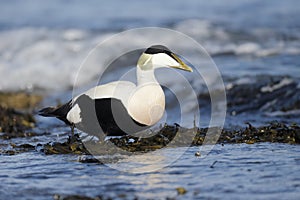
[109, 147, 188, 173]
[0, 143, 299, 199]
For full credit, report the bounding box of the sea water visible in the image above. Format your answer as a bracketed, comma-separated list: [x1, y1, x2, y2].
[0, 0, 300, 199]
[0, 144, 299, 199]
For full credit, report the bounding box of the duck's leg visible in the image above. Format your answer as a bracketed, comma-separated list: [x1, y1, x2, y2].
[68, 124, 76, 143]
[71, 124, 75, 136]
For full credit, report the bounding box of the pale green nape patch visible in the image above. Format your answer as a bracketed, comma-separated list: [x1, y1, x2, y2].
[137, 53, 153, 71]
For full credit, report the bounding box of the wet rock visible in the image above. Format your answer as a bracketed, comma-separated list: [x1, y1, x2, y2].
[42, 134, 90, 155]
[0, 143, 37, 155]
[194, 151, 201, 157]
[10, 143, 36, 150]
[0, 105, 37, 138]
[176, 187, 187, 195]
[0, 149, 18, 155]
[62, 195, 95, 200]
[77, 155, 101, 163]
[3, 121, 299, 157]
[108, 124, 179, 152]
[217, 122, 300, 144]
[0, 92, 42, 110]
[226, 76, 300, 114]
[294, 126, 300, 143]
[0, 92, 42, 139]
[41, 122, 300, 156]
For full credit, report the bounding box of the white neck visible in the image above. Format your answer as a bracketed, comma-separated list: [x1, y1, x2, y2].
[136, 66, 158, 86]
[127, 65, 165, 126]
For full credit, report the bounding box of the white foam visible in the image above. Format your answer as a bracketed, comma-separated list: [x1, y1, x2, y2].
[175, 19, 229, 41]
[0, 28, 109, 91]
[265, 110, 300, 117]
[0, 28, 182, 91]
[285, 46, 300, 55]
[235, 43, 260, 55]
[255, 47, 282, 57]
[261, 77, 293, 93]
[226, 77, 254, 90]
[0, 21, 299, 91]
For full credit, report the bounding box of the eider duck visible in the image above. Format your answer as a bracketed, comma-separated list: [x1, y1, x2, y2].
[39, 45, 193, 136]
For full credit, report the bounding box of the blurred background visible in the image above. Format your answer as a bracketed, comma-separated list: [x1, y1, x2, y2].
[1, 1, 300, 200]
[0, 0, 300, 90]
[0, 0, 299, 125]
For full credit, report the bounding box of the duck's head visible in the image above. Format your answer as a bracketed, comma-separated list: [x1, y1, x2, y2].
[137, 45, 193, 72]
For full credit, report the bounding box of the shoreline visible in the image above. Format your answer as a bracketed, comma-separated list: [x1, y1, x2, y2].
[0, 91, 299, 156]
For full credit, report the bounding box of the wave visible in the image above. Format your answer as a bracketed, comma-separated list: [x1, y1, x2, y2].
[0, 19, 299, 91]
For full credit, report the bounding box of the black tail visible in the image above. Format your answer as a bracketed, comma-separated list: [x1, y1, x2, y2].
[39, 101, 72, 125]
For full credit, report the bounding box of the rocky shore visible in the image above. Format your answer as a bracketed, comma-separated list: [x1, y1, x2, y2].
[0, 92, 299, 157]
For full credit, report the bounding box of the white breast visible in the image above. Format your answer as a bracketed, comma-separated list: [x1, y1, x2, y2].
[127, 83, 165, 126]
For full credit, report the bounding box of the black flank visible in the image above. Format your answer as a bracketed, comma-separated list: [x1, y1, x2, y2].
[73, 94, 147, 136]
